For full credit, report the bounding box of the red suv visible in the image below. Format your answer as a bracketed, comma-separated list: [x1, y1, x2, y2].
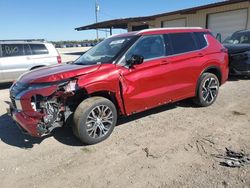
[8, 28, 229, 145]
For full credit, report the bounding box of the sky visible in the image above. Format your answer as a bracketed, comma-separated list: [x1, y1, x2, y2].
[0, 0, 221, 41]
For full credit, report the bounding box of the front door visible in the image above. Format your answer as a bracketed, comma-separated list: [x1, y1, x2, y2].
[119, 34, 171, 115]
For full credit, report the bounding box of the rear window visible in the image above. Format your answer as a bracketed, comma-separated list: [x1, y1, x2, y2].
[1, 44, 24, 57]
[30, 44, 48, 55]
[169, 33, 197, 54]
[194, 32, 208, 49]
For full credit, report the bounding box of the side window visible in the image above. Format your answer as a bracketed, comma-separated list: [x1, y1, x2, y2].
[169, 33, 197, 54]
[1, 44, 24, 57]
[194, 32, 208, 49]
[30, 44, 48, 55]
[163, 34, 173, 56]
[24, 44, 32, 55]
[125, 35, 165, 61]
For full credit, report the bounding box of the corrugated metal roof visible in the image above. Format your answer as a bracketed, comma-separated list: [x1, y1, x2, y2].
[75, 16, 155, 30]
[75, 0, 249, 31]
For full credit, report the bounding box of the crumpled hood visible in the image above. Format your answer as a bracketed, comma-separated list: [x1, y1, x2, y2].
[18, 64, 101, 84]
[223, 44, 250, 54]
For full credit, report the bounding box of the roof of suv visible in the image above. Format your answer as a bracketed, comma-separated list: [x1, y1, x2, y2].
[0, 39, 49, 44]
[112, 27, 210, 38]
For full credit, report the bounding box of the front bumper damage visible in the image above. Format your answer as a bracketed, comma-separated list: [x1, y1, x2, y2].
[8, 103, 40, 136]
[7, 80, 77, 137]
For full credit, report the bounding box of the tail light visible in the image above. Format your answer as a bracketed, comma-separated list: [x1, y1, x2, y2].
[57, 56, 62, 64]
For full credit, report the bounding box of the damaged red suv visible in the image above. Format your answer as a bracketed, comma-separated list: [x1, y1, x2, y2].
[8, 28, 229, 144]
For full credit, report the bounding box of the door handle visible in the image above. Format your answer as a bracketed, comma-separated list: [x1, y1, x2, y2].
[161, 60, 170, 65]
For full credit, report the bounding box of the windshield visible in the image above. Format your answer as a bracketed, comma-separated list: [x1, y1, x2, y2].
[74, 36, 136, 65]
[223, 32, 250, 44]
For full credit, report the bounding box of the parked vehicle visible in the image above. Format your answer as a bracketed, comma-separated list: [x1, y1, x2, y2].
[8, 28, 229, 145]
[0, 39, 61, 83]
[223, 30, 250, 76]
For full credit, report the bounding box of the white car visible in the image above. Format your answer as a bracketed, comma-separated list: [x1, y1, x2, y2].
[0, 39, 61, 83]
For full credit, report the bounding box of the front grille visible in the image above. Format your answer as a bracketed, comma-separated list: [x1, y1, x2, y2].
[10, 96, 17, 109]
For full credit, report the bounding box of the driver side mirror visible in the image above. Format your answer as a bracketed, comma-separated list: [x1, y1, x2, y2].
[126, 54, 144, 68]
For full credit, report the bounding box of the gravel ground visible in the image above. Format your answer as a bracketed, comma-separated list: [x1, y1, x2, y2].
[0, 77, 249, 188]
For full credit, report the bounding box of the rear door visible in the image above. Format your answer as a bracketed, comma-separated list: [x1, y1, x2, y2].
[0, 43, 29, 82]
[28, 44, 53, 67]
[164, 32, 207, 101]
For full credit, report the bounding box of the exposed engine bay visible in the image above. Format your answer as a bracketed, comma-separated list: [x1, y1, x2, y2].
[28, 80, 80, 136]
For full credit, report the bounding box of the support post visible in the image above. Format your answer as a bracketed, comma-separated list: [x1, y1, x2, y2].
[110, 27, 112, 36]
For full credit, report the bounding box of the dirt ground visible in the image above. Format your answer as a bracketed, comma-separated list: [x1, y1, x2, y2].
[0, 76, 249, 188]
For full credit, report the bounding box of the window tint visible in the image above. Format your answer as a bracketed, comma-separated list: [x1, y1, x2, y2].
[1, 44, 24, 57]
[169, 33, 197, 54]
[194, 32, 208, 49]
[30, 44, 48, 55]
[126, 35, 165, 61]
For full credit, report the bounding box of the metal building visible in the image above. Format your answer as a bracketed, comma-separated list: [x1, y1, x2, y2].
[76, 0, 250, 40]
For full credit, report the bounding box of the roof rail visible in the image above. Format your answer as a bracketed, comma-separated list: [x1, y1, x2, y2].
[0, 39, 46, 42]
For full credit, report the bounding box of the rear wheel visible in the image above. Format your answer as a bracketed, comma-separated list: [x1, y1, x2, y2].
[73, 97, 117, 145]
[193, 73, 219, 107]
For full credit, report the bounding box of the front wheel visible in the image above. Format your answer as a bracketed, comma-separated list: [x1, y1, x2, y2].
[193, 73, 220, 107]
[73, 97, 117, 145]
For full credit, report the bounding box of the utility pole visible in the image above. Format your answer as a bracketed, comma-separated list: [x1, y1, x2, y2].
[95, 0, 99, 41]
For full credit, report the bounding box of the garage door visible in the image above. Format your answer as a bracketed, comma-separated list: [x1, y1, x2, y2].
[162, 18, 186, 27]
[207, 9, 248, 41]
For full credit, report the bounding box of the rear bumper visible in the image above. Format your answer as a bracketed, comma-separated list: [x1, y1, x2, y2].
[7, 104, 41, 137]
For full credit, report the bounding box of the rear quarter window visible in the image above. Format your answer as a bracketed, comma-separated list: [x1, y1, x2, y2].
[194, 32, 208, 49]
[1, 44, 25, 57]
[168, 33, 198, 54]
[30, 44, 48, 55]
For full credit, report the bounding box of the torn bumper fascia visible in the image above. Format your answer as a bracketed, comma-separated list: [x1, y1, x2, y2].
[8, 84, 58, 137]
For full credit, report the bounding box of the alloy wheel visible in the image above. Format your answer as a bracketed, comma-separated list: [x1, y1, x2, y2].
[202, 77, 219, 104]
[86, 105, 113, 139]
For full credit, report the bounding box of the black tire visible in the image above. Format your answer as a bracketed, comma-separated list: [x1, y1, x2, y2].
[73, 97, 117, 145]
[193, 73, 220, 107]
